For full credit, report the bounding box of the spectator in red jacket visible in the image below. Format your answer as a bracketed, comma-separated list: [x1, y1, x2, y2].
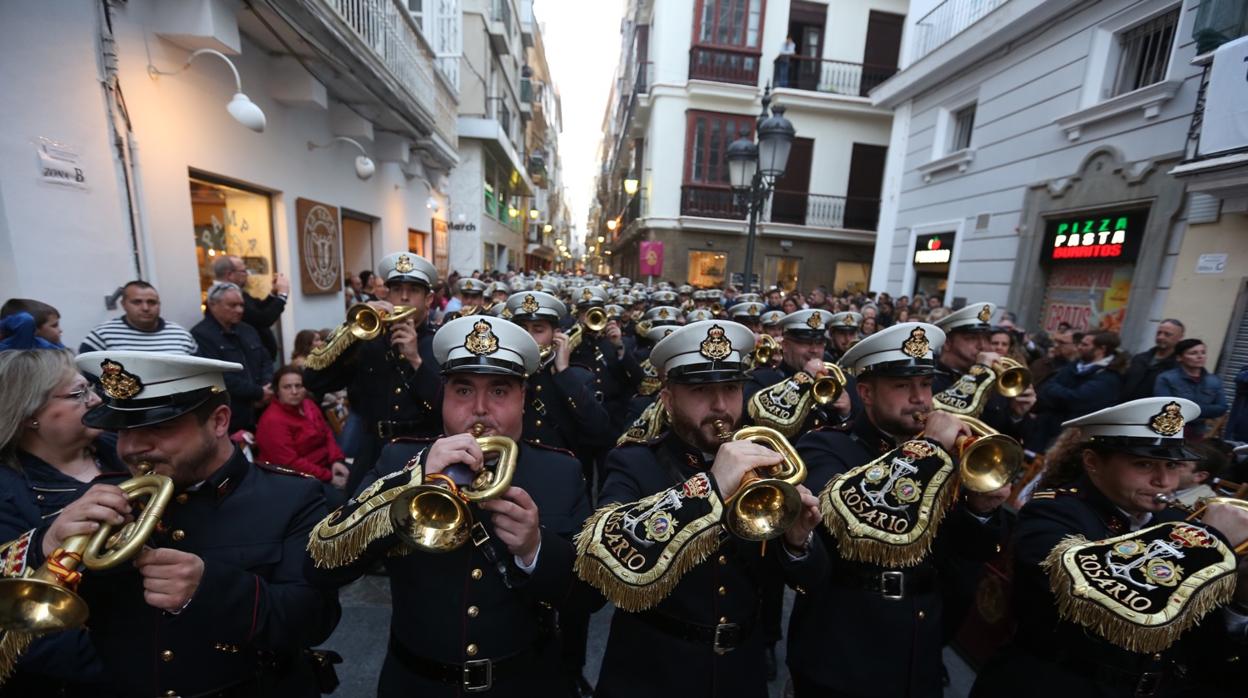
[255, 365, 349, 488]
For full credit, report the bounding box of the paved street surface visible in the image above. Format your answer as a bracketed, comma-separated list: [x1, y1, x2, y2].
[323, 574, 977, 697]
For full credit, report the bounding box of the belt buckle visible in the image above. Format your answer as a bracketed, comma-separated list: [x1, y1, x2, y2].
[881, 570, 905, 601]
[1135, 670, 1163, 697]
[462, 658, 493, 693]
[712, 622, 740, 655]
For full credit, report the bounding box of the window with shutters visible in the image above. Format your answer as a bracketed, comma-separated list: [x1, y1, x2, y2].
[681, 111, 754, 218]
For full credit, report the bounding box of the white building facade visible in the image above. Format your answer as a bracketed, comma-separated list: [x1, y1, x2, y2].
[0, 0, 459, 357]
[599, 0, 908, 292]
[870, 0, 1246, 355]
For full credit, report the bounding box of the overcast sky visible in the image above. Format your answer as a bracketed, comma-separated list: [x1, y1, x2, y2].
[535, 0, 624, 246]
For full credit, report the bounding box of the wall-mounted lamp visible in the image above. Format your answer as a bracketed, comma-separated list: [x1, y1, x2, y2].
[605, 220, 617, 232]
[148, 49, 266, 133]
[307, 137, 376, 180]
[623, 178, 639, 196]
[529, 208, 540, 220]
[543, 224, 553, 233]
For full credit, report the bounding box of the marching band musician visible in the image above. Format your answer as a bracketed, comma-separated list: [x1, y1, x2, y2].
[760, 310, 785, 341]
[568, 284, 644, 435]
[303, 252, 442, 493]
[306, 315, 594, 697]
[932, 302, 1036, 439]
[824, 311, 863, 364]
[746, 309, 855, 437]
[788, 323, 1011, 697]
[505, 290, 616, 454]
[0, 352, 340, 697]
[574, 320, 828, 697]
[443, 277, 488, 321]
[971, 398, 1248, 698]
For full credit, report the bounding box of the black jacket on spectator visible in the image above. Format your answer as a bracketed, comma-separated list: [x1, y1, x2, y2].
[1119, 347, 1177, 402]
[243, 292, 286, 361]
[1031, 361, 1123, 451]
[192, 315, 275, 431]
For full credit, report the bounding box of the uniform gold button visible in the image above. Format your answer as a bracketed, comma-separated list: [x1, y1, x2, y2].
[917, 611, 926, 620]
[36, 494, 45, 502]
[717, 555, 727, 565]
[471, 568, 483, 580]
[467, 606, 479, 618]
[175, 494, 189, 504]
[717, 586, 726, 596]
[1152, 653, 1163, 661]
[160, 650, 174, 662]
[394, 387, 402, 395]
[171, 530, 186, 542]
[535, 385, 543, 393]
[164, 691, 177, 697]
[719, 616, 728, 624]
[466, 643, 479, 656]
[535, 419, 542, 427]
[393, 405, 400, 412]
[533, 439, 541, 443]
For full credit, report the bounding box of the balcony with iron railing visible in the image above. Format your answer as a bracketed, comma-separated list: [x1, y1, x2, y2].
[911, 0, 1010, 63]
[488, 0, 516, 53]
[680, 185, 881, 230]
[773, 56, 897, 97]
[323, 0, 458, 148]
[634, 61, 654, 95]
[689, 46, 761, 86]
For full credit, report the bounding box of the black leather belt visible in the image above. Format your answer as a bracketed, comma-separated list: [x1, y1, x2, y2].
[376, 420, 423, 440]
[1051, 650, 1183, 698]
[830, 566, 936, 600]
[635, 610, 754, 655]
[387, 635, 536, 693]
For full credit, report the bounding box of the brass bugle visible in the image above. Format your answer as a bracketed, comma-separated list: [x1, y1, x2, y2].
[946, 414, 1024, 493]
[992, 357, 1031, 398]
[813, 362, 847, 406]
[389, 426, 518, 553]
[345, 303, 421, 341]
[753, 334, 779, 367]
[0, 473, 174, 636]
[567, 307, 608, 353]
[1155, 485, 1248, 555]
[714, 421, 807, 541]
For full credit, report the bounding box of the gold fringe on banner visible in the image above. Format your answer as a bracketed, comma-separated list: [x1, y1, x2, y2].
[1042, 533, 1238, 654]
[0, 630, 31, 684]
[819, 474, 957, 568]
[748, 374, 815, 438]
[306, 471, 419, 568]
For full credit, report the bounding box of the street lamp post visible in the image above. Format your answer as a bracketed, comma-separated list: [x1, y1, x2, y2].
[727, 85, 794, 293]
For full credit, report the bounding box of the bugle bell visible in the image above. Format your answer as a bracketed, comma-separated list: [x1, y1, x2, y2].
[947, 414, 1024, 493]
[992, 357, 1031, 398]
[0, 473, 174, 635]
[345, 303, 421, 342]
[1155, 483, 1248, 554]
[567, 307, 609, 353]
[812, 362, 847, 406]
[752, 334, 779, 367]
[715, 422, 807, 541]
[389, 427, 517, 553]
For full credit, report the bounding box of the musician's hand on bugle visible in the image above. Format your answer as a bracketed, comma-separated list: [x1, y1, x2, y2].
[830, 387, 852, 417]
[710, 440, 783, 497]
[43, 484, 131, 557]
[965, 484, 1011, 515]
[920, 410, 970, 454]
[425, 433, 485, 476]
[783, 484, 821, 552]
[1009, 385, 1037, 418]
[389, 319, 421, 369]
[479, 486, 541, 567]
[803, 358, 825, 378]
[136, 547, 204, 613]
[1202, 502, 1248, 555]
[552, 332, 571, 373]
[975, 351, 1002, 367]
[366, 299, 395, 314]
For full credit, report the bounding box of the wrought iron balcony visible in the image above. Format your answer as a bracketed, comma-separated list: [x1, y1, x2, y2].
[680, 186, 880, 230]
[689, 46, 761, 86]
[912, 0, 1009, 62]
[773, 56, 897, 97]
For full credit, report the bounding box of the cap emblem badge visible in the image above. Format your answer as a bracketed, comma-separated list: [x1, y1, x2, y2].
[840, 315, 857, 327]
[521, 294, 540, 314]
[394, 254, 414, 274]
[699, 324, 733, 361]
[1149, 401, 1185, 437]
[902, 328, 930, 359]
[99, 359, 143, 400]
[806, 313, 824, 330]
[465, 319, 499, 356]
[658, 308, 671, 320]
[978, 305, 992, 323]
[501, 307, 513, 320]
[582, 288, 593, 301]
[534, 281, 543, 291]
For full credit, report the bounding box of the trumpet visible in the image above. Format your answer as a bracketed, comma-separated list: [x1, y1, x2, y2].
[714, 421, 807, 541]
[812, 362, 847, 406]
[0, 474, 174, 635]
[389, 425, 517, 553]
[752, 334, 779, 367]
[992, 357, 1031, 398]
[345, 303, 421, 341]
[1155, 482, 1248, 554]
[922, 411, 1024, 493]
[567, 307, 608, 353]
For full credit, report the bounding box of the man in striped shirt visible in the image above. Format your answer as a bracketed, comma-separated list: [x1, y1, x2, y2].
[79, 280, 197, 354]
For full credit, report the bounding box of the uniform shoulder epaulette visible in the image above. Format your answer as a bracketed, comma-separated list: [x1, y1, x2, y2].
[1029, 486, 1082, 501]
[388, 435, 438, 445]
[255, 461, 317, 479]
[524, 440, 577, 458]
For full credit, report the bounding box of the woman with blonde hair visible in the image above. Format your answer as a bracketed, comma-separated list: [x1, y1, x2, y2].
[0, 349, 127, 696]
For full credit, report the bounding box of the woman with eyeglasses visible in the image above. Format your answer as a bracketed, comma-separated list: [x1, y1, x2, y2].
[0, 349, 126, 697]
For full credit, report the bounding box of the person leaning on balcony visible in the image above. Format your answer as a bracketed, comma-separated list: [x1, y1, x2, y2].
[778, 35, 796, 87]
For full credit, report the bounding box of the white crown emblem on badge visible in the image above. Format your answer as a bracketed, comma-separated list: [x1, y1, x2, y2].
[464, 319, 499, 356]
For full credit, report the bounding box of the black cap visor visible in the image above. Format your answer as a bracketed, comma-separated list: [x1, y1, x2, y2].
[1088, 436, 1201, 461]
[665, 361, 749, 384]
[83, 387, 221, 430]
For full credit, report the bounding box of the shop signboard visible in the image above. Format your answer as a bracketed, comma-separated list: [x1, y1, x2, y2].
[1040, 264, 1133, 334]
[296, 198, 342, 296]
[913, 233, 953, 265]
[1041, 208, 1148, 264]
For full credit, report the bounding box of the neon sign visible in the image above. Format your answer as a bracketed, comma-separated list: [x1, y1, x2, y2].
[1042, 208, 1147, 264]
[913, 234, 953, 264]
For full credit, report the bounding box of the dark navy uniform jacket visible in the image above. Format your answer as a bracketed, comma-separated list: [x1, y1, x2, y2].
[309, 437, 595, 698]
[17, 447, 339, 698]
[790, 416, 1003, 697]
[971, 477, 1247, 698]
[570, 336, 641, 435]
[524, 363, 616, 452]
[0, 438, 126, 698]
[745, 360, 862, 432]
[593, 432, 829, 698]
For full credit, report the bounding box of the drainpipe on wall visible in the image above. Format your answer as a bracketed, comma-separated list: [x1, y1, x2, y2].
[97, 0, 147, 283]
